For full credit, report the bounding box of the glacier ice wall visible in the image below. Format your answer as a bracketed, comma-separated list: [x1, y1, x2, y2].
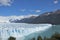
[0, 23, 52, 40]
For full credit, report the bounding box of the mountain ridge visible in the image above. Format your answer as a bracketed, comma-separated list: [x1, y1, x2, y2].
[9, 9, 60, 25]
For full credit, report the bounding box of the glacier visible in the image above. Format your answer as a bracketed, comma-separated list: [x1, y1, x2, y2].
[0, 23, 52, 40]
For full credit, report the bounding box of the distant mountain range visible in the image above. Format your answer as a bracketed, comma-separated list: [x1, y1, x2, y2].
[0, 15, 38, 23]
[9, 16, 37, 23]
[9, 9, 60, 25]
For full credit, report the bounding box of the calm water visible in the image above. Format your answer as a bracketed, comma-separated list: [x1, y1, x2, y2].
[0, 23, 60, 40]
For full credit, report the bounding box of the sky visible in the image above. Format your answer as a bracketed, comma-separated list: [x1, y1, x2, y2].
[0, 0, 60, 16]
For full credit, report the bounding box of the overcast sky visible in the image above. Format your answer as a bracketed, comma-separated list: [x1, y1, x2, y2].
[0, 0, 60, 16]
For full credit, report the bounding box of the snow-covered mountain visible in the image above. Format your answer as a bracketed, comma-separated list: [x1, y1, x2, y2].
[0, 15, 38, 23]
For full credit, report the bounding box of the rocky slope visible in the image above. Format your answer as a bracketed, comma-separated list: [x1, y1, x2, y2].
[31, 10, 60, 25]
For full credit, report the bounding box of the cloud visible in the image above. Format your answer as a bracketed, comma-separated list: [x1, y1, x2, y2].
[54, 0, 58, 4]
[20, 9, 26, 12]
[35, 10, 41, 13]
[20, 9, 41, 13]
[0, 0, 14, 6]
[28, 9, 41, 13]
